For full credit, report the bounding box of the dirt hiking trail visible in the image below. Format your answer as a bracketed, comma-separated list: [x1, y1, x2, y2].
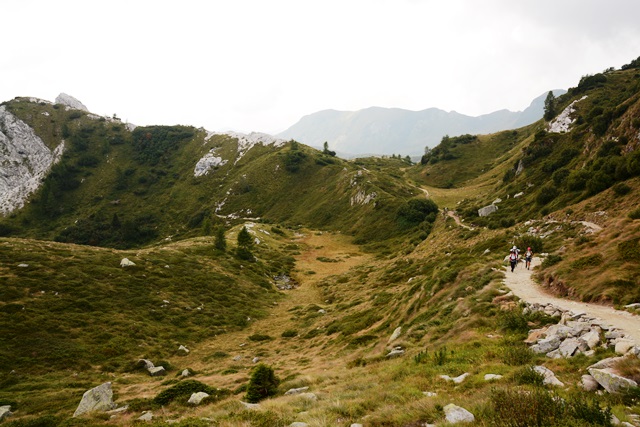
[504, 257, 640, 344]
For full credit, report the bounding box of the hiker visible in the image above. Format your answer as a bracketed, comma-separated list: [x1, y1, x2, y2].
[525, 246, 533, 270]
[509, 249, 518, 272]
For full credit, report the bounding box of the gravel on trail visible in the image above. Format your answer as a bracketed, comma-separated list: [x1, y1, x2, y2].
[503, 257, 640, 344]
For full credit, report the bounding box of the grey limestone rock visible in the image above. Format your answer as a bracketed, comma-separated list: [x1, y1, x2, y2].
[73, 382, 116, 417]
[138, 411, 153, 421]
[558, 337, 580, 357]
[533, 366, 564, 387]
[531, 336, 562, 354]
[478, 204, 498, 217]
[580, 374, 600, 392]
[55, 93, 89, 111]
[388, 326, 402, 343]
[0, 405, 12, 422]
[285, 387, 309, 395]
[443, 403, 475, 423]
[188, 392, 209, 405]
[588, 368, 638, 393]
[0, 106, 65, 215]
[148, 366, 166, 376]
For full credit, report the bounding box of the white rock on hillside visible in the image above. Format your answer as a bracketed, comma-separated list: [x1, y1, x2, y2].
[0, 406, 12, 422]
[0, 106, 65, 215]
[588, 368, 638, 393]
[533, 366, 564, 387]
[194, 150, 228, 177]
[55, 93, 89, 111]
[73, 382, 116, 417]
[188, 392, 209, 405]
[444, 403, 475, 423]
[548, 96, 587, 133]
[206, 131, 286, 164]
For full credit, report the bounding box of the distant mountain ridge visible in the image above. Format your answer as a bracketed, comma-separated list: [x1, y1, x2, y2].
[278, 90, 566, 156]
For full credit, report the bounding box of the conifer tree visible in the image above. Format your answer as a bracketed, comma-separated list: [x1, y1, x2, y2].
[544, 91, 556, 121]
[214, 226, 226, 252]
[245, 364, 279, 403]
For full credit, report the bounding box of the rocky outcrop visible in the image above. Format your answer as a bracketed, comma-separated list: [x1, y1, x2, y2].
[0, 106, 65, 215]
[524, 302, 634, 359]
[388, 327, 402, 343]
[194, 149, 228, 177]
[548, 96, 587, 133]
[73, 382, 116, 417]
[55, 93, 89, 112]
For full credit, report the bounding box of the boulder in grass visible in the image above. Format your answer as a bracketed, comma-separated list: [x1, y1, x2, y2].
[73, 382, 116, 417]
[444, 403, 475, 423]
[138, 411, 153, 421]
[178, 345, 190, 355]
[533, 366, 564, 387]
[285, 387, 309, 395]
[148, 366, 166, 377]
[188, 392, 209, 405]
[0, 406, 13, 422]
[588, 368, 638, 393]
[120, 258, 135, 267]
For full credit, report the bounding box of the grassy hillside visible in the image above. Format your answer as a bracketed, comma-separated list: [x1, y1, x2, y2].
[2, 57, 640, 426]
[0, 100, 423, 247]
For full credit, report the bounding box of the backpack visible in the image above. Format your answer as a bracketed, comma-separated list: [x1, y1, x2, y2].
[509, 252, 517, 261]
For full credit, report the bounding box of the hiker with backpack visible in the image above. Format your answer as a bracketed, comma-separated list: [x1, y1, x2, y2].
[525, 247, 533, 270]
[509, 248, 518, 272]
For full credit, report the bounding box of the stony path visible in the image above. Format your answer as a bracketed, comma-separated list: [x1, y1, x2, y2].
[504, 257, 640, 343]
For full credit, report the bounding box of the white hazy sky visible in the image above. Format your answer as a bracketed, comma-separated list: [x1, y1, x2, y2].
[3, 0, 640, 134]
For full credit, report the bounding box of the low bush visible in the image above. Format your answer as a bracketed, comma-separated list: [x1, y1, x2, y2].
[245, 364, 280, 403]
[248, 334, 273, 342]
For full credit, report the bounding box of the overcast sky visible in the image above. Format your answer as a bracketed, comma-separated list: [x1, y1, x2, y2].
[3, 0, 640, 134]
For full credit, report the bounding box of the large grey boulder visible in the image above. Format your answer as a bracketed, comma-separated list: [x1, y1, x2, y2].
[588, 368, 638, 393]
[188, 392, 209, 405]
[589, 356, 627, 370]
[615, 339, 636, 355]
[0, 405, 12, 421]
[533, 366, 564, 387]
[444, 403, 475, 423]
[55, 93, 89, 112]
[478, 204, 498, 217]
[531, 336, 562, 354]
[558, 338, 580, 357]
[386, 348, 405, 358]
[73, 382, 116, 417]
[138, 411, 153, 421]
[580, 329, 601, 350]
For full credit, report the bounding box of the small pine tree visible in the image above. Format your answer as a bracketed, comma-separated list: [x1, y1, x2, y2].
[236, 226, 254, 260]
[214, 226, 226, 252]
[544, 91, 556, 121]
[245, 364, 279, 403]
[237, 226, 253, 248]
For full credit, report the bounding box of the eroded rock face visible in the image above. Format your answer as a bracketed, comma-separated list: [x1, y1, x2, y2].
[0, 106, 65, 215]
[55, 93, 89, 111]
